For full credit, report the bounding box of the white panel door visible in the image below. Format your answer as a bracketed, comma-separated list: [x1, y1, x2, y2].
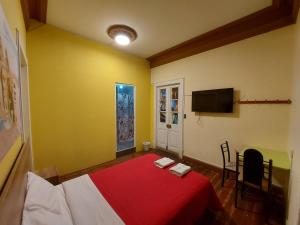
[167, 85, 181, 153]
[156, 87, 168, 149]
[156, 84, 183, 156]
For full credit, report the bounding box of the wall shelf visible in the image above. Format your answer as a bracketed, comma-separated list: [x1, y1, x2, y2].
[237, 99, 292, 104]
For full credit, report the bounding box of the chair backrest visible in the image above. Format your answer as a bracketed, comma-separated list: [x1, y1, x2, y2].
[235, 151, 273, 208]
[220, 141, 231, 167]
[243, 149, 264, 187]
[266, 159, 273, 193]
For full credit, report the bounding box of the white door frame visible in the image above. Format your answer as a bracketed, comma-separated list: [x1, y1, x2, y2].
[18, 39, 33, 167]
[115, 83, 136, 152]
[19, 45, 32, 144]
[153, 78, 184, 158]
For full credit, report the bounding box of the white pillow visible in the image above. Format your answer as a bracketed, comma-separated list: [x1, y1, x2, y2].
[22, 172, 74, 225]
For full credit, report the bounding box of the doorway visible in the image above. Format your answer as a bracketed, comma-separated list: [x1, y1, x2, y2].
[155, 79, 183, 157]
[115, 83, 135, 156]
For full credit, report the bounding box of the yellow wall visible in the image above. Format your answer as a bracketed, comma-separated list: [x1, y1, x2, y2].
[27, 24, 151, 175]
[0, 137, 22, 189]
[0, 0, 26, 189]
[151, 25, 295, 169]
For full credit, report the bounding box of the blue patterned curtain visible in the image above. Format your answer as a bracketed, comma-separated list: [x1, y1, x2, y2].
[116, 84, 134, 151]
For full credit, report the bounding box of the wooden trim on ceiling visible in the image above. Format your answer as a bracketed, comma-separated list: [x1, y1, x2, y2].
[29, 0, 48, 23]
[20, 0, 31, 30]
[20, 0, 48, 30]
[292, 0, 300, 20]
[147, 0, 300, 68]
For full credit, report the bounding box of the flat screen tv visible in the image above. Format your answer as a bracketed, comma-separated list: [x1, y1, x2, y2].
[192, 88, 234, 113]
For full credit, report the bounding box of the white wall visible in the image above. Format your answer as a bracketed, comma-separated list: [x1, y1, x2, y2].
[151, 25, 295, 168]
[287, 16, 300, 225]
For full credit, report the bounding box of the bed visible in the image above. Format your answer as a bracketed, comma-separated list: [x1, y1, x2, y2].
[0, 144, 221, 225]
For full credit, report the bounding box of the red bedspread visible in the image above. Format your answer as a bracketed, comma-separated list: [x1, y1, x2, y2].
[89, 154, 222, 225]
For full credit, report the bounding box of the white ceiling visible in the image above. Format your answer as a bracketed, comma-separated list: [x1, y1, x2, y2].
[47, 0, 272, 58]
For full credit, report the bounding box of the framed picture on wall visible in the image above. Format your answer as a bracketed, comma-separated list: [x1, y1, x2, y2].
[0, 3, 23, 162]
[116, 83, 135, 152]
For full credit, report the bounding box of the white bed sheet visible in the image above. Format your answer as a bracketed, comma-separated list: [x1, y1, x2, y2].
[62, 174, 125, 225]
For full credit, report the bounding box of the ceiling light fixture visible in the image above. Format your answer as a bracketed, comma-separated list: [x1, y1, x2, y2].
[115, 34, 130, 46]
[107, 24, 137, 46]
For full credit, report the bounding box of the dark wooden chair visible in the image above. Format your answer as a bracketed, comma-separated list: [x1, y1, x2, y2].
[220, 141, 237, 187]
[235, 149, 273, 219]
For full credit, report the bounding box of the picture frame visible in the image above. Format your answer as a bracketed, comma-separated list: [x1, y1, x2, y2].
[0, 4, 23, 162]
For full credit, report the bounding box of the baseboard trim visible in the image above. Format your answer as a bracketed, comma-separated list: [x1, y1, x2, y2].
[155, 147, 180, 158]
[116, 147, 136, 158]
[60, 150, 223, 182]
[182, 155, 222, 173]
[59, 160, 114, 182]
[60, 149, 138, 182]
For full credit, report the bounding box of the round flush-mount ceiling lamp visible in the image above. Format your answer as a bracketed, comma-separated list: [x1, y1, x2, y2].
[107, 24, 137, 46]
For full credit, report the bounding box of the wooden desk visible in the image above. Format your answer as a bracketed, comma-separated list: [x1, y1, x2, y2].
[241, 147, 290, 216]
[241, 147, 290, 170]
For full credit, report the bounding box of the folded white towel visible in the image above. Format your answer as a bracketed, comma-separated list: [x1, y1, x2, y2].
[169, 163, 191, 177]
[154, 157, 175, 168]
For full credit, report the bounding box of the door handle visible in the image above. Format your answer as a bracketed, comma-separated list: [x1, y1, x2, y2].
[166, 124, 172, 129]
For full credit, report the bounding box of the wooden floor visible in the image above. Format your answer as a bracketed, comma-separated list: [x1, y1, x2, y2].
[60, 149, 285, 225]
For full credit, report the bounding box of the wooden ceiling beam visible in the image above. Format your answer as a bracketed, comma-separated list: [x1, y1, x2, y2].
[147, 0, 300, 68]
[20, 0, 48, 30]
[20, 0, 30, 30]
